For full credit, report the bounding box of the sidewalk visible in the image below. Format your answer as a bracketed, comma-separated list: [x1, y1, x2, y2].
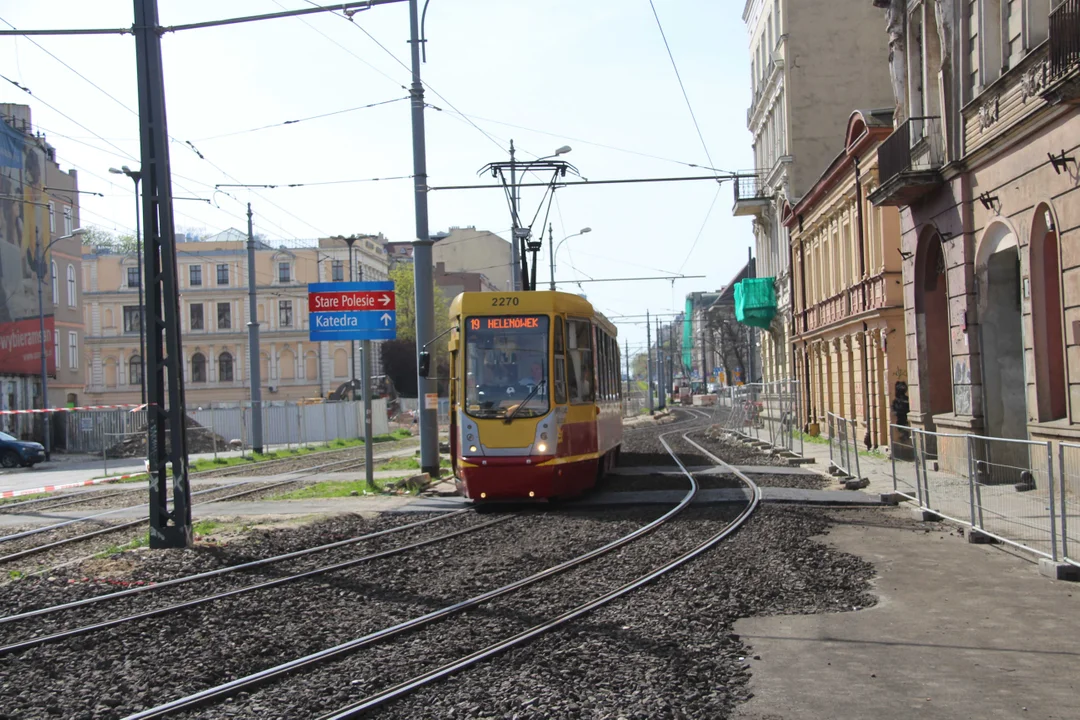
[735, 505, 1080, 720]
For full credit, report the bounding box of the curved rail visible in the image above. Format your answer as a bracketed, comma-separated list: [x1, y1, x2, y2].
[316, 423, 761, 718]
[121, 415, 717, 720]
[122, 411, 749, 720]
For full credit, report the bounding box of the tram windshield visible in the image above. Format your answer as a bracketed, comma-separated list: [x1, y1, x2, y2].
[464, 315, 550, 419]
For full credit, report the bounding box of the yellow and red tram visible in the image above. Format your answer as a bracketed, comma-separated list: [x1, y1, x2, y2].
[447, 291, 622, 500]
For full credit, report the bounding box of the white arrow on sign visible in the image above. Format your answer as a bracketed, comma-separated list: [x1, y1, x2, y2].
[379, 294, 392, 306]
[380, 313, 392, 326]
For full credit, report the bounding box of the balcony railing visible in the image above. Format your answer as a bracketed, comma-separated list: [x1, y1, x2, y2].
[734, 173, 769, 202]
[878, 116, 944, 183]
[1050, 0, 1080, 77]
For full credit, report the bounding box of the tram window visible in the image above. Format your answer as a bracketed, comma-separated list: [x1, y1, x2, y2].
[567, 319, 594, 404]
[464, 315, 550, 419]
[553, 316, 567, 404]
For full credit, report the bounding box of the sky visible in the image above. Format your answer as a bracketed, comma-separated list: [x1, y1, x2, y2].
[0, 0, 754, 358]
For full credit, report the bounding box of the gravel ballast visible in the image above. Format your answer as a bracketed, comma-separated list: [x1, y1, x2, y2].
[0, 411, 881, 719]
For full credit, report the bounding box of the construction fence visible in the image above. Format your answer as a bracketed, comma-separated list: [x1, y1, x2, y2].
[3, 400, 388, 462]
[890, 425, 1080, 568]
[718, 380, 804, 457]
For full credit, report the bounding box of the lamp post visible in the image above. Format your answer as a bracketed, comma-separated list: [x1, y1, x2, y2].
[549, 226, 591, 291]
[109, 166, 146, 405]
[508, 145, 571, 291]
[30, 228, 86, 460]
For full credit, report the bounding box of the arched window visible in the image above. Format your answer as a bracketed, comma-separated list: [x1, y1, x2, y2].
[129, 355, 142, 386]
[50, 261, 58, 301]
[1031, 204, 1066, 421]
[66, 264, 76, 307]
[191, 353, 206, 383]
[219, 351, 234, 383]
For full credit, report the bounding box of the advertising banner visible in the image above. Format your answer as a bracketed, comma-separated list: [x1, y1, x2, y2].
[0, 315, 55, 376]
[0, 117, 49, 375]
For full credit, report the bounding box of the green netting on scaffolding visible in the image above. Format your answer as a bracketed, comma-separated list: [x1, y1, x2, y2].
[734, 278, 777, 329]
[683, 297, 693, 370]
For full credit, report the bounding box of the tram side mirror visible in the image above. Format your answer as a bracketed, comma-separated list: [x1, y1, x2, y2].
[418, 351, 431, 378]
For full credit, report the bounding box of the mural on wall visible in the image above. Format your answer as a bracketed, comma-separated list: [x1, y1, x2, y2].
[0, 118, 53, 377]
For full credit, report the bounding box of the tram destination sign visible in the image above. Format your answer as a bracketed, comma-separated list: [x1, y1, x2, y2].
[307, 281, 397, 341]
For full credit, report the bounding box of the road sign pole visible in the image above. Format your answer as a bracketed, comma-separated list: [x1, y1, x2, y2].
[362, 338, 374, 490]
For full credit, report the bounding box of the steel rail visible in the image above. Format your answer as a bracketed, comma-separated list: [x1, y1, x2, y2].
[0, 509, 468, 625]
[0, 449, 399, 545]
[316, 427, 761, 718]
[0, 454, 379, 566]
[120, 418, 718, 720]
[0, 515, 511, 656]
[0, 488, 137, 514]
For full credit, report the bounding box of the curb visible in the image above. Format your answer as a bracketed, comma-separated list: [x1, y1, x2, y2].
[0, 472, 144, 499]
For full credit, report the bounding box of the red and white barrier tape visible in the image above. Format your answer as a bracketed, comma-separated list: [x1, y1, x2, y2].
[0, 403, 147, 416]
[0, 472, 145, 499]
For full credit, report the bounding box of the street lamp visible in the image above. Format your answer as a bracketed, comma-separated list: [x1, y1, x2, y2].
[29, 227, 86, 460]
[536, 145, 572, 162]
[109, 166, 146, 405]
[549, 227, 592, 291]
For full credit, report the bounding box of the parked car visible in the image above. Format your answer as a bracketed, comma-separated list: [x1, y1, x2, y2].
[0, 431, 46, 469]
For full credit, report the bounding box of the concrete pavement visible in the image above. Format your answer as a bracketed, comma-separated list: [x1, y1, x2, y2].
[735, 506, 1080, 720]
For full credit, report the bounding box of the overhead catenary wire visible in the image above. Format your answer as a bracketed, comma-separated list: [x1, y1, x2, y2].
[193, 97, 410, 141]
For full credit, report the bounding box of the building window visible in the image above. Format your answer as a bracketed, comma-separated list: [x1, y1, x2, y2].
[278, 262, 291, 283]
[53, 330, 59, 370]
[219, 351, 234, 382]
[191, 353, 206, 383]
[63, 206, 73, 235]
[129, 355, 143, 386]
[332, 260, 344, 282]
[190, 303, 204, 331]
[50, 261, 58, 301]
[48, 202, 55, 232]
[123, 305, 142, 334]
[189, 265, 202, 287]
[66, 264, 76, 307]
[216, 264, 229, 286]
[217, 302, 231, 330]
[68, 332, 78, 370]
[127, 267, 140, 288]
[279, 300, 293, 328]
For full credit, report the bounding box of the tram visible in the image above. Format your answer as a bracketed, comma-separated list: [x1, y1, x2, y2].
[443, 291, 623, 501]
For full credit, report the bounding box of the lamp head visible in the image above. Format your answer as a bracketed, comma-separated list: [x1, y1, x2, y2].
[108, 167, 123, 175]
[555, 145, 571, 156]
[580, 227, 592, 234]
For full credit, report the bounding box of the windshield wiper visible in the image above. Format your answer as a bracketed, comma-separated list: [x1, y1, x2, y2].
[504, 382, 544, 424]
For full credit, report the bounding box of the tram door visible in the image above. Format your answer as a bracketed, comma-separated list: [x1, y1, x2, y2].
[448, 326, 460, 476]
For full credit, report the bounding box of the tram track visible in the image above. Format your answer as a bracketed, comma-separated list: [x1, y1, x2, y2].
[0, 452, 402, 569]
[116, 410, 761, 720]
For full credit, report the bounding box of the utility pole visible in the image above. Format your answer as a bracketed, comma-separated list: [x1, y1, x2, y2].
[134, 0, 191, 548]
[509, 140, 520, 291]
[624, 338, 630, 395]
[246, 204, 264, 455]
[646, 310, 654, 415]
[656, 317, 665, 410]
[408, 0, 439, 476]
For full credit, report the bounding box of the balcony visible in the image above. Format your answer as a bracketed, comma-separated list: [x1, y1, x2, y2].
[868, 116, 945, 207]
[732, 173, 771, 217]
[1050, 0, 1080, 78]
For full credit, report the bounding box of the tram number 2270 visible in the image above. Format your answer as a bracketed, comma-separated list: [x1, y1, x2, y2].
[490, 296, 520, 307]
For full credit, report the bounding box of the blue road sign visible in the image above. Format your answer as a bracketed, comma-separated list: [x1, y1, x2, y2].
[308, 281, 397, 341]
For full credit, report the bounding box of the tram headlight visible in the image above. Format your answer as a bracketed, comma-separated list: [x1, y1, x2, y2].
[540, 432, 548, 440]
[469, 445, 478, 453]
[537, 443, 547, 453]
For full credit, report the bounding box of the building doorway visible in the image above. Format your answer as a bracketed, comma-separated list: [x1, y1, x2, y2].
[913, 230, 953, 424]
[977, 224, 1026, 443]
[1030, 204, 1066, 422]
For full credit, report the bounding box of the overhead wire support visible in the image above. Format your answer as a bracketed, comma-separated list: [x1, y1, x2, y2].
[552, 275, 706, 284]
[430, 174, 736, 191]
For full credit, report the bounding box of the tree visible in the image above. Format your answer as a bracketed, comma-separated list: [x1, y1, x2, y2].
[632, 352, 649, 380]
[82, 226, 138, 254]
[382, 265, 452, 396]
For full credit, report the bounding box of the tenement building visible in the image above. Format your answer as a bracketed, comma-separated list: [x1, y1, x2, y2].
[867, 0, 1080, 466]
[734, 0, 894, 387]
[786, 109, 906, 449]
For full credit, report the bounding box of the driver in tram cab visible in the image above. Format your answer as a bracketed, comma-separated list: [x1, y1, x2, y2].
[518, 362, 545, 391]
